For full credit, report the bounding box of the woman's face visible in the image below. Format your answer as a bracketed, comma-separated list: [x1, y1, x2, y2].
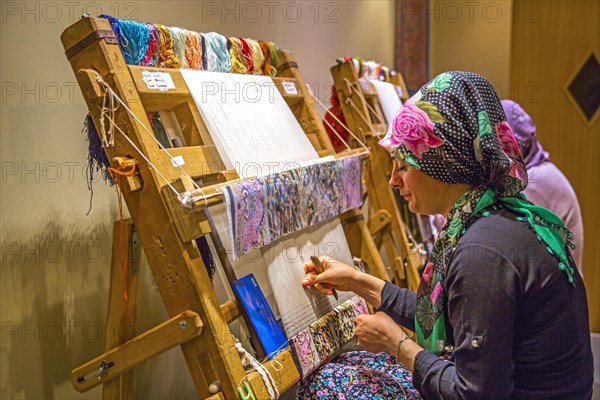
[389, 157, 458, 215]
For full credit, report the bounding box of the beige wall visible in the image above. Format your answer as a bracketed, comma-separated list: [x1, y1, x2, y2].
[428, 0, 512, 92]
[0, 1, 394, 398]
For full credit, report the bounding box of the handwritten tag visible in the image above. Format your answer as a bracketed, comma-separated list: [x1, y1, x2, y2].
[142, 71, 175, 90]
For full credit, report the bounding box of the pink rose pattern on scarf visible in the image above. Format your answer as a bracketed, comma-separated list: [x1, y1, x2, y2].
[496, 121, 520, 159]
[390, 102, 445, 158]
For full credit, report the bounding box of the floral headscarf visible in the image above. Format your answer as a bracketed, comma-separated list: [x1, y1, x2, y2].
[379, 71, 576, 355]
[501, 99, 550, 168]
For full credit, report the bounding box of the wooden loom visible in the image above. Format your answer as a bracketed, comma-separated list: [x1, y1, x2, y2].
[61, 17, 390, 399]
[330, 59, 423, 291]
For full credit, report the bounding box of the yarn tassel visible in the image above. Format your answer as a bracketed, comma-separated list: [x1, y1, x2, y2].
[84, 113, 112, 184]
[169, 27, 188, 68]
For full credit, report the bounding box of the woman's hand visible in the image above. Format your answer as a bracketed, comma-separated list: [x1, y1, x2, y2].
[301, 256, 358, 295]
[301, 256, 387, 307]
[354, 312, 405, 355]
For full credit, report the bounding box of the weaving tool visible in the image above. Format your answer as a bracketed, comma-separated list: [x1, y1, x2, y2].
[310, 255, 339, 300]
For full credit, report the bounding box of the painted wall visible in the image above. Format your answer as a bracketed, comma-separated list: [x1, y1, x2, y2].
[428, 0, 512, 94]
[0, 1, 395, 398]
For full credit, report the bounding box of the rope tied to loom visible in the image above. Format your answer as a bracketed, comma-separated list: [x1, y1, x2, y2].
[234, 338, 279, 400]
[107, 159, 138, 323]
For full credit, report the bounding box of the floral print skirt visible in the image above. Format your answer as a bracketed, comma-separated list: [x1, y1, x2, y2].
[296, 351, 421, 399]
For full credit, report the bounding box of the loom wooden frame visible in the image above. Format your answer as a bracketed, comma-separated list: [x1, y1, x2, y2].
[330, 60, 423, 291]
[61, 17, 390, 399]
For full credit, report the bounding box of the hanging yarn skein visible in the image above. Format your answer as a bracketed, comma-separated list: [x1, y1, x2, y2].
[156, 24, 180, 68]
[117, 19, 150, 65]
[246, 39, 264, 74]
[169, 27, 188, 68]
[185, 30, 203, 70]
[140, 23, 159, 66]
[228, 37, 249, 74]
[204, 32, 231, 73]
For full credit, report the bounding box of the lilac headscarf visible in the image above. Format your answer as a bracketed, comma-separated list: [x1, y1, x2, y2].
[501, 100, 550, 168]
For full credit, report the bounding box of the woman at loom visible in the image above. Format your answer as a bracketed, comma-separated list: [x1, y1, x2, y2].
[301, 71, 593, 399]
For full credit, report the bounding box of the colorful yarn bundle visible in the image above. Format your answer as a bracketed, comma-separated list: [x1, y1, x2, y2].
[228, 37, 249, 74]
[169, 27, 188, 69]
[204, 32, 231, 73]
[323, 85, 349, 153]
[140, 23, 158, 66]
[155, 24, 180, 68]
[117, 19, 150, 65]
[290, 296, 369, 378]
[185, 31, 203, 70]
[99, 15, 281, 76]
[339, 56, 397, 82]
[83, 113, 112, 186]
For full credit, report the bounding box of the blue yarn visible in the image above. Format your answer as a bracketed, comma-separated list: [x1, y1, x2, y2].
[205, 32, 231, 72]
[200, 33, 207, 70]
[84, 113, 111, 182]
[117, 19, 150, 65]
[99, 15, 122, 51]
[195, 236, 215, 280]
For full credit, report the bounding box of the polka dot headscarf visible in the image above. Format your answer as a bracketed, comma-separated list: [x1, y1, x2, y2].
[380, 72, 576, 356]
[379, 71, 527, 196]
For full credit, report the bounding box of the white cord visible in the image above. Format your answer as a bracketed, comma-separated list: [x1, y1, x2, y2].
[234, 338, 279, 400]
[93, 72, 210, 207]
[305, 84, 369, 151]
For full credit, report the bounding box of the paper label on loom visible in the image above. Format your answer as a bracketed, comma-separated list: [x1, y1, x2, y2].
[142, 71, 176, 90]
[282, 81, 298, 95]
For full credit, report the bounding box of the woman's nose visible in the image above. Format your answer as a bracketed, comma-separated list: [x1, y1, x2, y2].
[389, 171, 403, 188]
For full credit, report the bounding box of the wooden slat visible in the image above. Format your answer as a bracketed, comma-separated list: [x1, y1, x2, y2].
[72, 311, 203, 393]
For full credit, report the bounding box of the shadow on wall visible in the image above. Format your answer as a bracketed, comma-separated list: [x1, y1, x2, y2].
[1, 210, 114, 398]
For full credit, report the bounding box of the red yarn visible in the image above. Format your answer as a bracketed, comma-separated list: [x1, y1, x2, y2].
[323, 86, 349, 153]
